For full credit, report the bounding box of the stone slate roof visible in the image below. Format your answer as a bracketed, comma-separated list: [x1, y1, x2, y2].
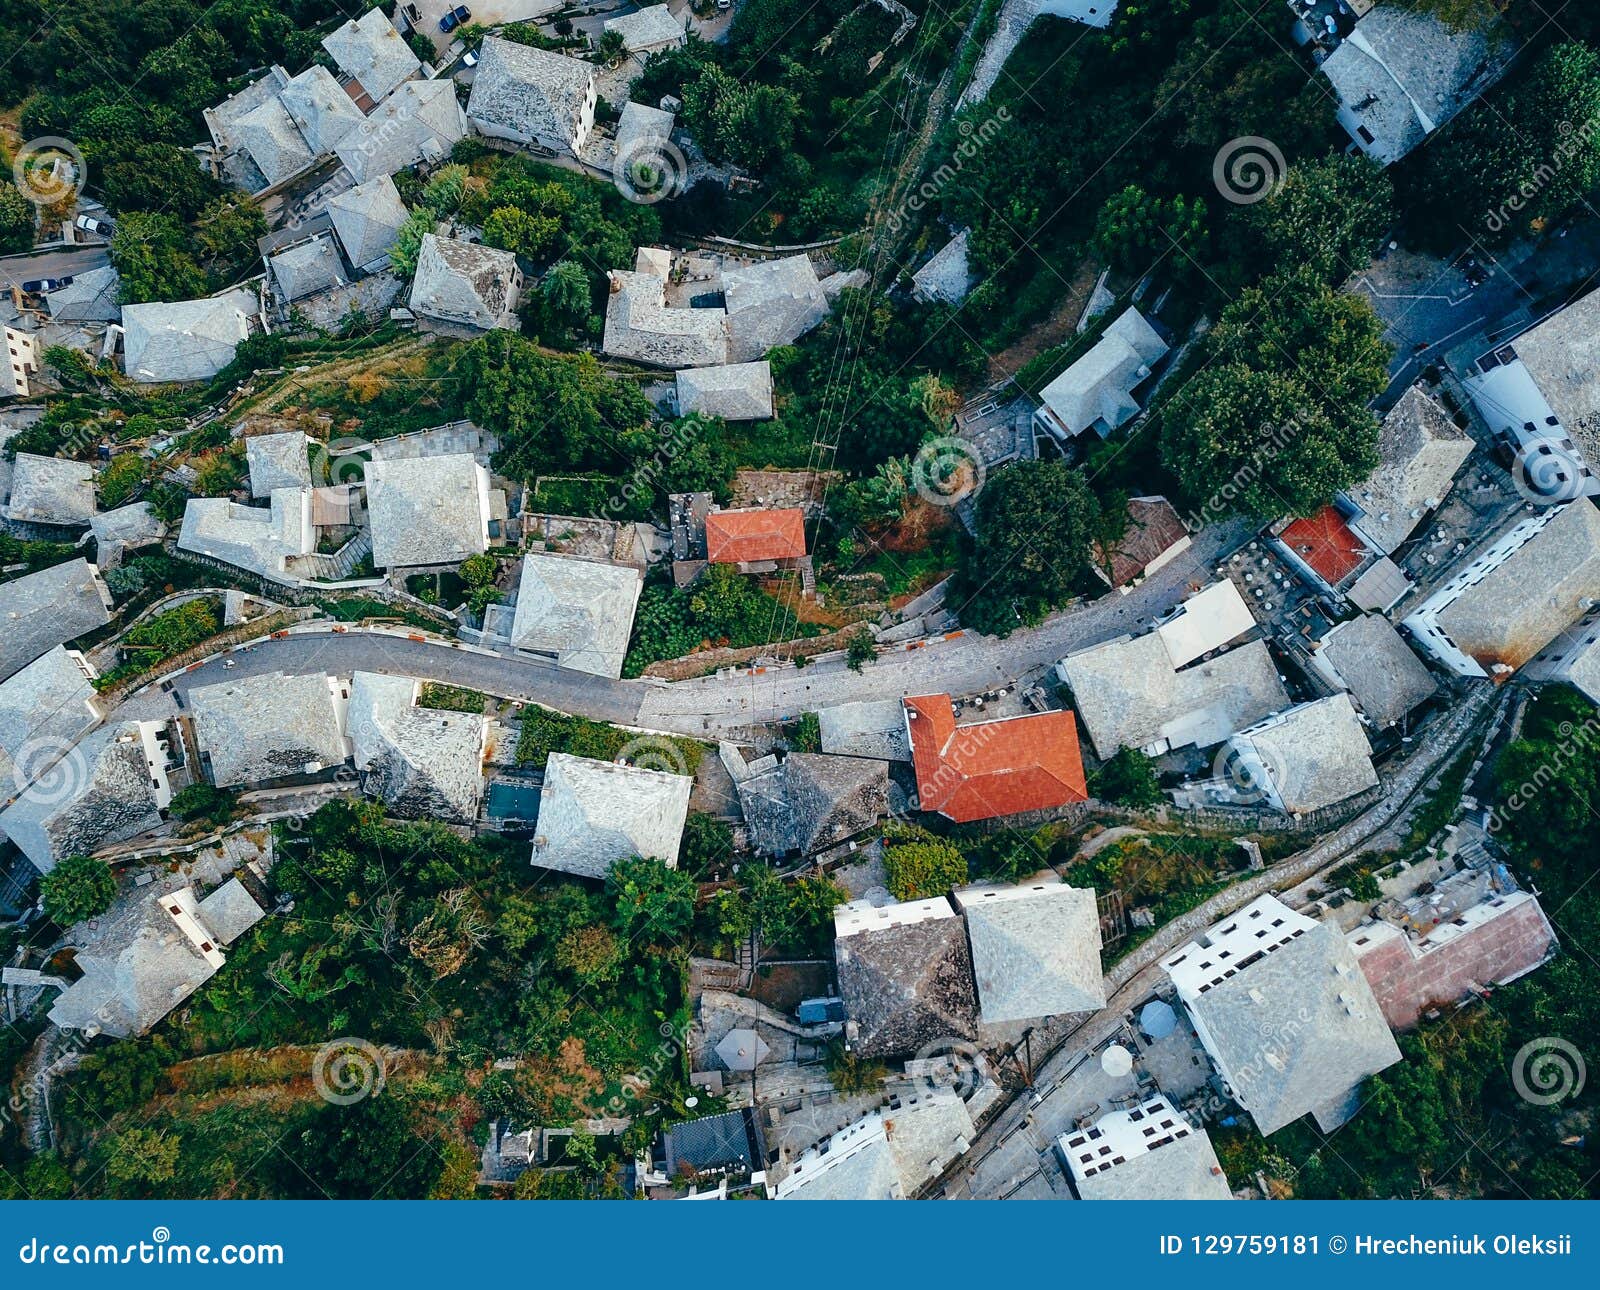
[0, 645, 98, 791]
[1502, 285, 1600, 466]
[327, 174, 410, 271]
[336, 78, 466, 184]
[0, 559, 112, 684]
[89, 502, 165, 562]
[121, 290, 257, 383]
[676, 361, 774, 421]
[834, 897, 978, 1059]
[233, 95, 316, 186]
[1039, 308, 1167, 435]
[722, 255, 830, 363]
[246, 431, 313, 498]
[0, 722, 162, 872]
[1349, 386, 1473, 555]
[4, 453, 95, 526]
[1233, 694, 1377, 815]
[816, 698, 912, 762]
[1059, 635, 1287, 760]
[604, 4, 687, 51]
[1316, 614, 1436, 730]
[279, 63, 365, 156]
[467, 37, 594, 148]
[1436, 499, 1600, 672]
[661, 1108, 765, 1179]
[729, 749, 888, 856]
[955, 879, 1105, 1023]
[1321, 7, 1512, 165]
[322, 7, 421, 104]
[1169, 899, 1401, 1136]
[45, 265, 121, 323]
[189, 670, 346, 788]
[365, 452, 489, 569]
[615, 99, 674, 161]
[348, 671, 485, 824]
[508, 553, 643, 679]
[531, 751, 691, 879]
[177, 490, 313, 580]
[271, 234, 346, 302]
[911, 230, 975, 305]
[603, 269, 730, 369]
[409, 233, 519, 330]
[49, 879, 262, 1038]
[773, 1090, 975, 1199]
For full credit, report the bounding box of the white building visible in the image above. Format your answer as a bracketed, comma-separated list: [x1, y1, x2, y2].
[1401, 498, 1600, 678]
[1057, 1094, 1232, 1200]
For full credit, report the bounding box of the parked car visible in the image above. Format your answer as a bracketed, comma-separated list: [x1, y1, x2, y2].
[74, 213, 113, 237]
[19, 276, 72, 294]
[462, 48, 478, 67]
[439, 4, 470, 31]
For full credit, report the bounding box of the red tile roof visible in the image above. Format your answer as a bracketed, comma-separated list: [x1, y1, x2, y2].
[904, 694, 1088, 823]
[1280, 505, 1369, 586]
[705, 507, 807, 564]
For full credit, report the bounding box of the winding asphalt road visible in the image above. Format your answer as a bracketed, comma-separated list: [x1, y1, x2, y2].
[110, 519, 1251, 736]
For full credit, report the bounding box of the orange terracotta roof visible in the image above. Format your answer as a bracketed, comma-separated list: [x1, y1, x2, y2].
[904, 694, 1088, 823]
[1280, 505, 1369, 586]
[705, 507, 807, 563]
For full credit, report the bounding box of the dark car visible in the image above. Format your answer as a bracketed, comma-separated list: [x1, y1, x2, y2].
[439, 5, 470, 31]
[19, 276, 72, 293]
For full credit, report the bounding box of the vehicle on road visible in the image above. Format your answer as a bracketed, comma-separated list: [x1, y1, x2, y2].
[74, 213, 113, 237]
[19, 276, 72, 294]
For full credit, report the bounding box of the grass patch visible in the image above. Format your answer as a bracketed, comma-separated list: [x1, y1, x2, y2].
[419, 683, 487, 714]
[514, 706, 706, 774]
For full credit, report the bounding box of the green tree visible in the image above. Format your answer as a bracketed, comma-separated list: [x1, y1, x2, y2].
[1091, 747, 1163, 807]
[0, 183, 35, 254]
[555, 924, 623, 983]
[845, 629, 876, 672]
[389, 207, 436, 277]
[883, 838, 968, 901]
[483, 205, 564, 262]
[951, 460, 1103, 636]
[40, 853, 117, 926]
[1092, 184, 1208, 277]
[541, 258, 591, 326]
[195, 193, 268, 283]
[595, 29, 627, 64]
[1231, 153, 1392, 287]
[608, 855, 696, 942]
[107, 1127, 180, 1190]
[459, 553, 498, 587]
[110, 211, 207, 304]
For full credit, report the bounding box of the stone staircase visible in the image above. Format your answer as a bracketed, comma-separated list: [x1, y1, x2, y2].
[288, 530, 372, 582]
